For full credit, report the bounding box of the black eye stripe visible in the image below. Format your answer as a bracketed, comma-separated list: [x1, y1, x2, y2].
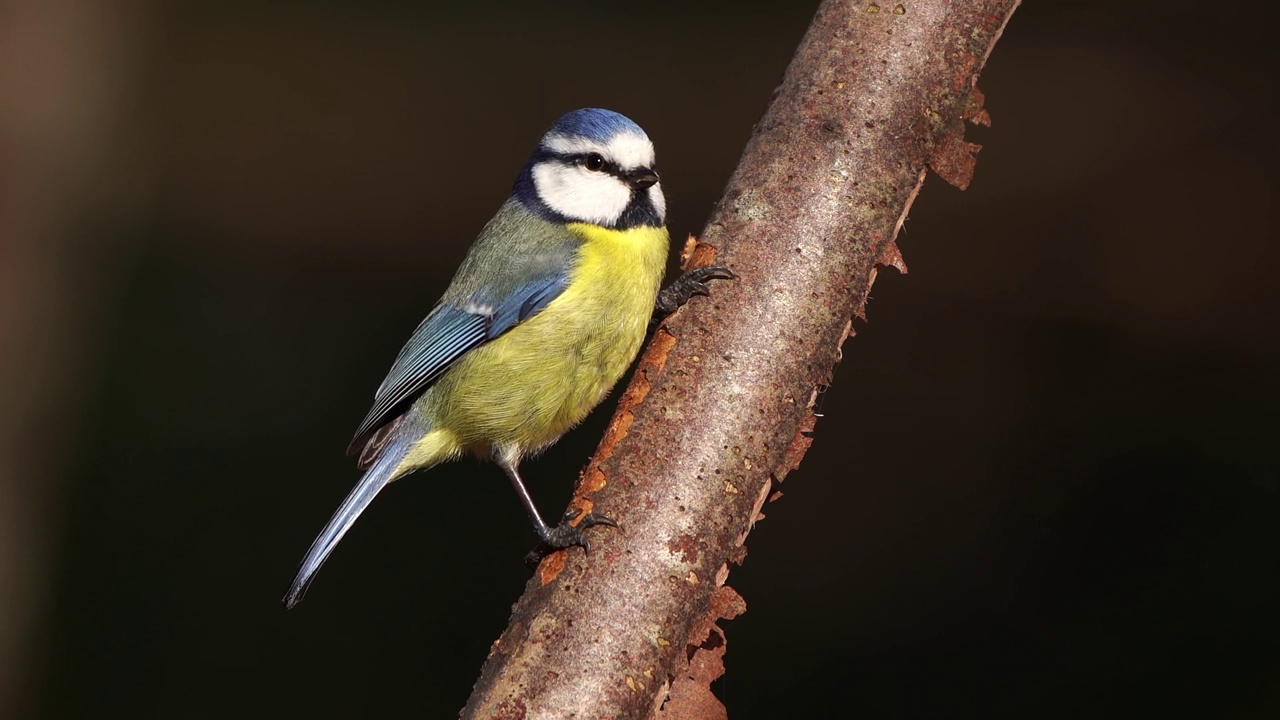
[558, 153, 626, 178]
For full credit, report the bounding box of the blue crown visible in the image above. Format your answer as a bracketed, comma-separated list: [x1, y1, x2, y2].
[542, 108, 646, 143]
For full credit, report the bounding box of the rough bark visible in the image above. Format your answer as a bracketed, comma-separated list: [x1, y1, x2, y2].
[460, 1, 1020, 718]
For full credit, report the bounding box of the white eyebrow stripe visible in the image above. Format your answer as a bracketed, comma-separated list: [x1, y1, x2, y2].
[542, 132, 656, 170]
[542, 135, 600, 156]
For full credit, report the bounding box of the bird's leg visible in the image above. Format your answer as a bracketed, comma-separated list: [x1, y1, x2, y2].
[500, 455, 552, 539]
[652, 265, 735, 321]
[496, 452, 617, 567]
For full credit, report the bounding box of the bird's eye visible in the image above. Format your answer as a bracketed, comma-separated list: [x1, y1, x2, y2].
[584, 153, 605, 171]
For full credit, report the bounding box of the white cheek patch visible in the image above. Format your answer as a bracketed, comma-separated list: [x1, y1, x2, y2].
[647, 184, 666, 223]
[532, 162, 632, 226]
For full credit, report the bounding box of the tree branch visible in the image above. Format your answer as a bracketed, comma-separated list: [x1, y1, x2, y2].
[460, 1, 1020, 717]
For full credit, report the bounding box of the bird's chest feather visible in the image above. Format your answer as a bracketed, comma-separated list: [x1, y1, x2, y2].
[535, 223, 668, 378]
[429, 223, 668, 450]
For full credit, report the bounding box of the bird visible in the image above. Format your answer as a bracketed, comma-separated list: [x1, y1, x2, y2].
[283, 108, 731, 609]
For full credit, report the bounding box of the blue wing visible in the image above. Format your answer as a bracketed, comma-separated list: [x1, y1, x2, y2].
[347, 273, 569, 456]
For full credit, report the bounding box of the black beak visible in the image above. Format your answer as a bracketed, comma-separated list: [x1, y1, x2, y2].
[627, 167, 659, 190]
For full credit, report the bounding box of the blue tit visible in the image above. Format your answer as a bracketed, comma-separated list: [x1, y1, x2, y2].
[284, 108, 731, 608]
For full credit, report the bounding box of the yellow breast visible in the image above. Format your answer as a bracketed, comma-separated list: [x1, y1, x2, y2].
[418, 222, 670, 459]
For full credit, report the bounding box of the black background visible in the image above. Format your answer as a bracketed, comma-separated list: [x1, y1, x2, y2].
[6, 0, 1277, 717]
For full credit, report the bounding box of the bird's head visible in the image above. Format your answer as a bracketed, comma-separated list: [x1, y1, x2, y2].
[514, 108, 665, 230]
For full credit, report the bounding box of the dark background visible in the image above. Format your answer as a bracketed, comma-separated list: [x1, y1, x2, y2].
[1, 0, 1276, 717]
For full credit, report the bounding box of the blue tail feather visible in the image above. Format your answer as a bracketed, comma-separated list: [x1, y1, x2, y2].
[283, 436, 411, 609]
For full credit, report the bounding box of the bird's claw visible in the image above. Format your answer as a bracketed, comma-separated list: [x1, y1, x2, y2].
[654, 265, 735, 316]
[524, 509, 618, 568]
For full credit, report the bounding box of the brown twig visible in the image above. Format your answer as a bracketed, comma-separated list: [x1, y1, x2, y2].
[460, 1, 1021, 717]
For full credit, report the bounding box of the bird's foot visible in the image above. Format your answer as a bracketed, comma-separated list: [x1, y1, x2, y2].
[524, 509, 618, 568]
[653, 265, 735, 317]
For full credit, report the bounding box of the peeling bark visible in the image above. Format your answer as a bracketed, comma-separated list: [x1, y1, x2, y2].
[460, 1, 1021, 717]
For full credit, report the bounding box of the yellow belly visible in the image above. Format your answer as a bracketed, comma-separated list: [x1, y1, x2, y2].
[406, 223, 669, 466]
